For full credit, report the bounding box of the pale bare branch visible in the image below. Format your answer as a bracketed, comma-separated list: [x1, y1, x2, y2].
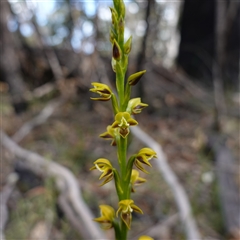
[131, 126, 201, 240]
[0, 130, 107, 239]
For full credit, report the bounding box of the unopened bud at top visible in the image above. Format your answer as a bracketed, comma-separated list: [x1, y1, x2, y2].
[113, 40, 122, 61]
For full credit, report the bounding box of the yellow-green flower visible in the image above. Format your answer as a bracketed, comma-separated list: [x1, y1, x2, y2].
[127, 98, 148, 115]
[94, 205, 115, 230]
[90, 82, 112, 101]
[138, 236, 154, 240]
[131, 169, 146, 192]
[99, 125, 117, 146]
[111, 112, 138, 138]
[134, 148, 157, 174]
[116, 199, 143, 229]
[90, 159, 114, 186]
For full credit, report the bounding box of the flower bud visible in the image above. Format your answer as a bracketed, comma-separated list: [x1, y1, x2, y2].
[119, 0, 125, 18]
[113, 40, 122, 61]
[110, 7, 118, 27]
[113, 0, 120, 13]
[111, 58, 116, 72]
[128, 70, 146, 86]
[118, 17, 124, 36]
[124, 36, 132, 54]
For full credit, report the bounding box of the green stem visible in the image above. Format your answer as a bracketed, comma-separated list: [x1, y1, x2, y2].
[121, 218, 128, 240]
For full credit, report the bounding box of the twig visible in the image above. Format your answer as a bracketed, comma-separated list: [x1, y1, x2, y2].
[57, 191, 91, 239]
[0, 173, 19, 240]
[0, 130, 106, 239]
[133, 214, 179, 240]
[131, 126, 201, 240]
[12, 98, 64, 143]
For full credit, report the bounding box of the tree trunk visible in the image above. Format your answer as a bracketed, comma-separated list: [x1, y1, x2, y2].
[0, 1, 28, 114]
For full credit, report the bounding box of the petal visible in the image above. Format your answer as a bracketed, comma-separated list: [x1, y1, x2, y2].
[139, 148, 157, 158]
[127, 118, 138, 126]
[94, 158, 112, 167]
[111, 120, 120, 128]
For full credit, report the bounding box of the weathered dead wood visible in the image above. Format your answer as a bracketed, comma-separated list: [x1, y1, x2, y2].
[150, 63, 213, 105]
[133, 214, 179, 240]
[0, 173, 18, 240]
[12, 98, 64, 143]
[207, 134, 240, 237]
[0, 130, 106, 239]
[131, 126, 201, 240]
[0, 1, 28, 114]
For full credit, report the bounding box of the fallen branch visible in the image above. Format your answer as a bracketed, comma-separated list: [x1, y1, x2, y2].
[133, 214, 179, 240]
[12, 98, 64, 143]
[131, 126, 201, 240]
[0, 173, 19, 240]
[207, 134, 240, 237]
[0, 130, 106, 239]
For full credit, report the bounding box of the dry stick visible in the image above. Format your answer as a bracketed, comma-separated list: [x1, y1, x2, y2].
[0, 130, 106, 239]
[131, 126, 201, 240]
[133, 214, 179, 240]
[11, 98, 105, 238]
[12, 98, 64, 143]
[0, 173, 19, 240]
